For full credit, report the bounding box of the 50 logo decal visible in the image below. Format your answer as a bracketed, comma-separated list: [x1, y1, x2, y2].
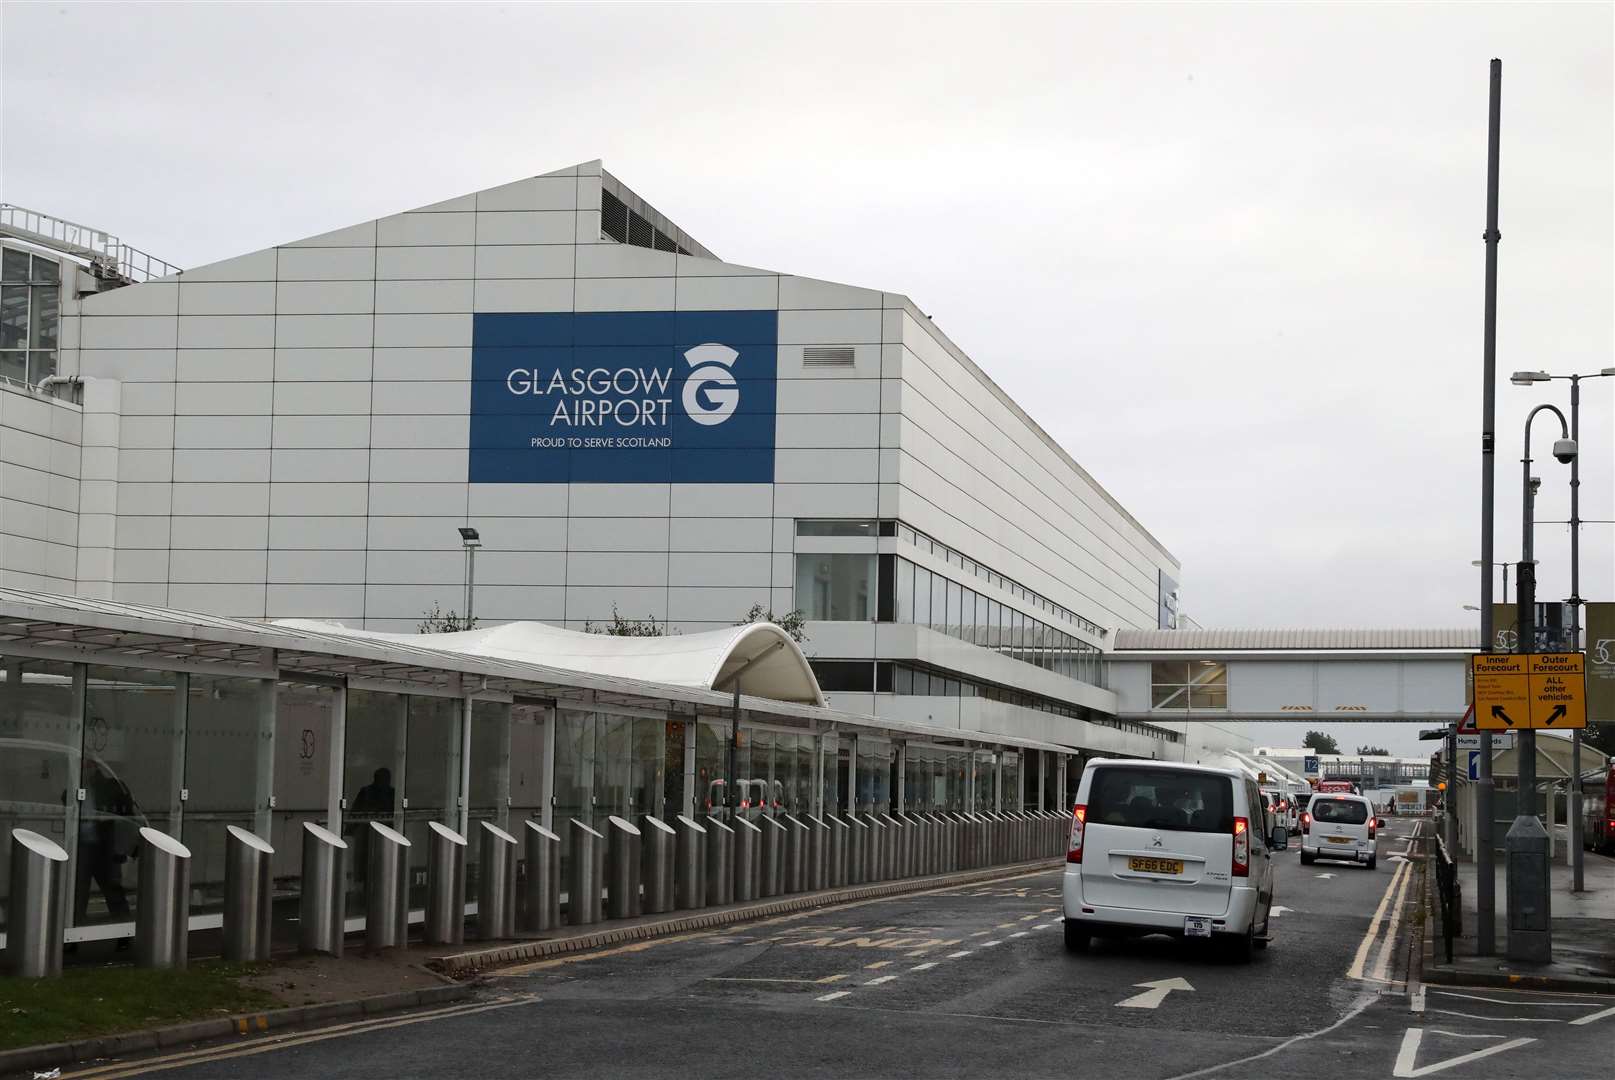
[681, 343, 740, 426]
[1595, 639, 1615, 665]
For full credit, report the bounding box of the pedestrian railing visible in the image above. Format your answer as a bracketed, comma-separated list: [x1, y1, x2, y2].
[1434, 834, 1460, 963]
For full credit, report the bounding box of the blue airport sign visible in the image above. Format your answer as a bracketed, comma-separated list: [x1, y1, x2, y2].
[469, 310, 778, 484]
[1303, 755, 1320, 776]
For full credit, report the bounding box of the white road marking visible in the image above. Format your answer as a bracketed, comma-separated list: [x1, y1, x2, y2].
[1269, 906, 1293, 917]
[1426, 1009, 1561, 1023]
[1425, 1030, 1508, 1039]
[1009, 931, 1030, 938]
[910, 962, 938, 972]
[816, 991, 852, 1002]
[1115, 977, 1195, 1010]
[1570, 1003, 1615, 1026]
[1391, 1028, 1535, 1077]
[1315, 873, 1337, 879]
[864, 975, 898, 986]
[1161, 989, 1378, 1080]
[946, 950, 973, 958]
[1372, 857, 1416, 982]
[1347, 861, 1409, 981]
[1409, 986, 1425, 1014]
[1432, 990, 1604, 1007]
[980, 940, 1002, 947]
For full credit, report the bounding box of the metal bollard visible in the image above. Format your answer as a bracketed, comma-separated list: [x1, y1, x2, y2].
[135, 827, 191, 970]
[296, 823, 345, 958]
[519, 820, 561, 933]
[606, 816, 642, 920]
[827, 814, 848, 888]
[866, 814, 886, 883]
[640, 816, 676, 916]
[759, 816, 785, 898]
[477, 822, 518, 941]
[781, 816, 804, 894]
[675, 815, 707, 910]
[732, 818, 760, 904]
[364, 822, 410, 950]
[223, 826, 275, 963]
[568, 819, 604, 926]
[705, 819, 734, 907]
[4, 829, 67, 977]
[846, 814, 868, 885]
[807, 816, 828, 891]
[425, 821, 467, 946]
[883, 814, 904, 879]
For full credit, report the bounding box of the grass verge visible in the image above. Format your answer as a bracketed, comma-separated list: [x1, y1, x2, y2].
[0, 961, 277, 1051]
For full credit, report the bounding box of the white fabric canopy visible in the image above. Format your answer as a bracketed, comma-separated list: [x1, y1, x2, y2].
[271, 618, 825, 706]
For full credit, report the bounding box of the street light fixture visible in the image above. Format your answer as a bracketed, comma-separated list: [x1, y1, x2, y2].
[457, 527, 481, 629]
[1462, 605, 1481, 612]
[1508, 366, 1614, 894]
[1472, 559, 1512, 604]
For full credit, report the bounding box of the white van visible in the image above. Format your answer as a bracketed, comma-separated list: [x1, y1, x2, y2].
[1299, 793, 1381, 868]
[1062, 759, 1276, 962]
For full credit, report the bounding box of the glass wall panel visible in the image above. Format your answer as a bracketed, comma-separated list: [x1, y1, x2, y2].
[946, 580, 963, 639]
[404, 695, 461, 908]
[272, 681, 337, 916]
[77, 667, 182, 928]
[0, 659, 80, 936]
[594, 712, 632, 832]
[183, 675, 265, 917]
[509, 703, 548, 829]
[695, 718, 725, 820]
[894, 560, 914, 624]
[748, 727, 776, 818]
[912, 566, 931, 629]
[794, 554, 875, 621]
[465, 700, 511, 890]
[929, 573, 946, 634]
[633, 716, 667, 822]
[661, 719, 685, 822]
[553, 708, 595, 893]
[856, 736, 891, 814]
[1001, 751, 1022, 813]
[342, 689, 405, 916]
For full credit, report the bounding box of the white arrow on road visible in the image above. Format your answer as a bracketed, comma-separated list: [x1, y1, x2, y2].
[1387, 855, 1411, 864]
[1115, 977, 1194, 1010]
[1315, 873, 1337, 879]
[1269, 906, 1293, 918]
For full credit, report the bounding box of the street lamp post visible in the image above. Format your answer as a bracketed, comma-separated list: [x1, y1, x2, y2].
[457, 527, 481, 628]
[1510, 366, 1614, 892]
[1471, 560, 1511, 628]
[1507, 403, 1575, 964]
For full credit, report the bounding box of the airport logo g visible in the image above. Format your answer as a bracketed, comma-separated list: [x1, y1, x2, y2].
[681, 343, 740, 426]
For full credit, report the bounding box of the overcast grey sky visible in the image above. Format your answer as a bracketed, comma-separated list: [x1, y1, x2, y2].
[3, 3, 1610, 755]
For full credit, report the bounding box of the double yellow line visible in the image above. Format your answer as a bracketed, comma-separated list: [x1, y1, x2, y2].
[60, 994, 537, 1080]
[1347, 858, 1416, 983]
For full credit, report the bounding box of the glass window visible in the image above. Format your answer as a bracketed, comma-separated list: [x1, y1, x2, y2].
[1088, 766, 1234, 833]
[342, 689, 405, 917]
[929, 571, 946, 634]
[912, 566, 931, 627]
[32, 255, 59, 284]
[508, 703, 548, 832]
[795, 520, 877, 537]
[0, 658, 81, 936]
[404, 695, 462, 905]
[272, 681, 337, 911]
[183, 675, 266, 919]
[467, 699, 511, 832]
[30, 284, 57, 349]
[1, 248, 29, 281]
[895, 559, 914, 624]
[794, 553, 874, 621]
[78, 666, 183, 928]
[0, 350, 24, 384]
[0, 284, 26, 350]
[554, 708, 596, 895]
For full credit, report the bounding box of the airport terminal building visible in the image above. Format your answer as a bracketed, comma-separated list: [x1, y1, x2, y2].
[0, 166, 1252, 949]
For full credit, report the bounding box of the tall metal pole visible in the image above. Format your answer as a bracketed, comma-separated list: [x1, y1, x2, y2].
[1474, 56, 1502, 955]
[1568, 375, 1583, 891]
[467, 544, 477, 627]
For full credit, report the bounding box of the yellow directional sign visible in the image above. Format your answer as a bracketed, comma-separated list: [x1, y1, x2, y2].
[1472, 652, 1587, 730]
[1473, 654, 1529, 730]
[1527, 653, 1587, 729]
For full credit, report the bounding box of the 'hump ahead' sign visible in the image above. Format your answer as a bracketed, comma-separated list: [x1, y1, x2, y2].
[469, 310, 777, 483]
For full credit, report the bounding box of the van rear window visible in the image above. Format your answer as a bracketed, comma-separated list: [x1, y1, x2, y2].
[1087, 768, 1233, 834]
[1312, 798, 1368, 824]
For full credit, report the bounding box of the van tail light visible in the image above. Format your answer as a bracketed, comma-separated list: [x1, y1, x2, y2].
[1232, 817, 1250, 877]
[1301, 811, 1311, 835]
[1067, 805, 1087, 864]
[1368, 816, 1377, 839]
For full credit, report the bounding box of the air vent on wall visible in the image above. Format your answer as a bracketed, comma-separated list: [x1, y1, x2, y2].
[802, 346, 856, 368]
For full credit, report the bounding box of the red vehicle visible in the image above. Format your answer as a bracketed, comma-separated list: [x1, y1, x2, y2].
[1582, 764, 1615, 855]
[1316, 779, 1359, 795]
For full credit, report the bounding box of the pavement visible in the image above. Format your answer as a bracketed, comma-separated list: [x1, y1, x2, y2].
[1427, 845, 1615, 991]
[34, 818, 1612, 1079]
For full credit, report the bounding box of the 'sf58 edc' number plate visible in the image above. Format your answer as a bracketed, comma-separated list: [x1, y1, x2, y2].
[1128, 856, 1184, 874]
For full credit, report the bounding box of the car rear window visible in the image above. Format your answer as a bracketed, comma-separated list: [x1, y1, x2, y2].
[1087, 767, 1234, 834]
[1311, 798, 1368, 824]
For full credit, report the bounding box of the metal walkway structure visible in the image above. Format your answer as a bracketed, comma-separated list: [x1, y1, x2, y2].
[0, 203, 179, 284]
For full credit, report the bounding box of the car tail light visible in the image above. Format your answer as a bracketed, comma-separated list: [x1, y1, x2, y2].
[1301, 811, 1311, 835]
[1368, 816, 1377, 839]
[1067, 805, 1087, 864]
[1232, 816, 1250, 877]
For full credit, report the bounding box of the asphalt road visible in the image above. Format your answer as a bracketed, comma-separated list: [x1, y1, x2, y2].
[64, 818, 1614, 1079]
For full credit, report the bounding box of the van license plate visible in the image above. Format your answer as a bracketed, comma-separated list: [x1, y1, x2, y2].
[1183, 916, 1212, 938]
[1128, 857, 1183, 874]
[1327, 836, 1352, 844]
